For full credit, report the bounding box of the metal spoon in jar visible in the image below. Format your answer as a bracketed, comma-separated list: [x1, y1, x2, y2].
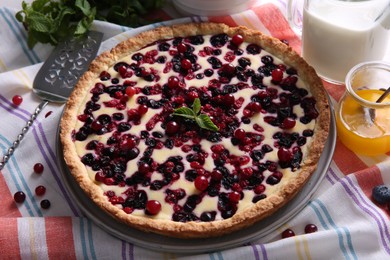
[368, 87, 390, 123]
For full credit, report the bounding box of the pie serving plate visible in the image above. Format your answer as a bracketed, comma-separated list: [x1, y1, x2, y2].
[55, 100, 336, 254]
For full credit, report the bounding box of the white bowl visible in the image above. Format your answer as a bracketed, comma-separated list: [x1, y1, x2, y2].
[172, 0, 254, 16]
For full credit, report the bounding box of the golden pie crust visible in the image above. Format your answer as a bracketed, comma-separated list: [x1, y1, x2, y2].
[60, 22, 330, 238]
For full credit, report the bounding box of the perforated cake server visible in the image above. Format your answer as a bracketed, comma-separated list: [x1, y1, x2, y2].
[0, 31, 103, 170]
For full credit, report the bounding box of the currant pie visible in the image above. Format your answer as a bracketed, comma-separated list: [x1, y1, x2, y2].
[60, 22, 330, 238]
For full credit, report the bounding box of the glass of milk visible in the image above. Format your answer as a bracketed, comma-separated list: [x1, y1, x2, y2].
[172, 0, 254, 16]
[288, 0, 390, 84]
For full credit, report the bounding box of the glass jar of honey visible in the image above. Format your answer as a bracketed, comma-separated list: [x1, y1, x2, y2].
[336, 61, 390, 155]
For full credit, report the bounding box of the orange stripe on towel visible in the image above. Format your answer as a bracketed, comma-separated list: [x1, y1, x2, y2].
[0, 218, 21, 259]
[354, 166, 382, 198]
[253, 4, 301, 54]
[45, 217, 77, 259]
[333, 139, 368, 175]
[209, 16, 238, 27]
[323, 82, 346, 102]
[0, 172, 21, 217]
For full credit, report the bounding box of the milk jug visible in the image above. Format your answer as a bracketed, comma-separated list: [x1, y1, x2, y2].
[288, 0, 390, 84]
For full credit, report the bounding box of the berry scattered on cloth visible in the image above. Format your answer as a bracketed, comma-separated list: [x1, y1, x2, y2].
[372, 185, 390, 205]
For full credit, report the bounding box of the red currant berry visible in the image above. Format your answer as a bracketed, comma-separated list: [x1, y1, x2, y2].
[181, 144, 192, 153]
[40, 199, 51, 209]
[211, 144, 224, 154]
[167, 76, 180, 89]
[243, 109, 253, 118]
[12, 95, 23, 106]
[177, 43, 188, 53]
[33, 163, 44, 174]
[120, 95, 129, 104]
[211, 169, 223, 181]
[239, 155, 250, 165]
[181, 59, 192, 70]
[282, 228, 295, 238]
[258, 90, 269, 99]
[104, 178, 115, 186]
[138, 104, 148, 115]
[223, 94, 235, 106]
[231, 34, 244, 46]
[105, 190, 115, 197]
[123, 207, 134, 214]
[118, 65, 127, 74]
[114, 91, 123, 99]
[278, 64, 287, 71]
[304, 224, 318, 234]
[194, 175, 209, 191]
[140, 69, 150, 77]
[241, 167, 253, 178]
[277, 147, 293, 162]
[35, 185, 46, 196]
[146, 200, 161, 215]
[271, 68, 284, 82]
[77, 114, 88, 122]
[187, 91, 198, 101]
[120, 138, 136, 150]
[173, 96, 185, 104]
[95, 171, 106, 182]
[248, 102, 262, 112]
[125, 86, 136, 97]
[165, 121, 179, 135]
[281, 118, 296, 129]
[99, 71, 111, 80]
[104, 99, 120, 108]
[190, 161, 202, 169]
[14, 191, 26, 203]
[91, 120, 103, 131]
[127, 109, 140, 121]
[254, 184, 265, 194]
[234, 128, 246, 140]
[221, 63, 236, 76]
[273, 171, 283, 180]
[231, 183, 242, 192]
[228, 191, 241, 203]
[138, 163, 151, 174]
[118, 65, 133, 78]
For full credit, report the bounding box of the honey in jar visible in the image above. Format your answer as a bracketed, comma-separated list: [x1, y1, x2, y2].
[336, 61, 390, 155]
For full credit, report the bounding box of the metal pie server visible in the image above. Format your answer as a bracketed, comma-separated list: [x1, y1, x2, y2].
[0, 31, 103, 170]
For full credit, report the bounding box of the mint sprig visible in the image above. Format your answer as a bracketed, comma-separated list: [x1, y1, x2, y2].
[173, 98, 219, 132]
[16, 0, 165, 48]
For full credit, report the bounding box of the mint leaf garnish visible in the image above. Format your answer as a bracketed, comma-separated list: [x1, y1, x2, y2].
[192, 98, 201, 114]
[173, 98, 219, 132]
[197, 114, 219, 132]
[172, 107, 195, 119]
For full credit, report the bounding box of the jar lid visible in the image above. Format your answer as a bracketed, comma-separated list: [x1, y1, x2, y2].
[346, 61, 390, 109]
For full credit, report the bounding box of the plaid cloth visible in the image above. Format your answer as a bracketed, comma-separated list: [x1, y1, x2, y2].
[0, 0, 389, 259]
